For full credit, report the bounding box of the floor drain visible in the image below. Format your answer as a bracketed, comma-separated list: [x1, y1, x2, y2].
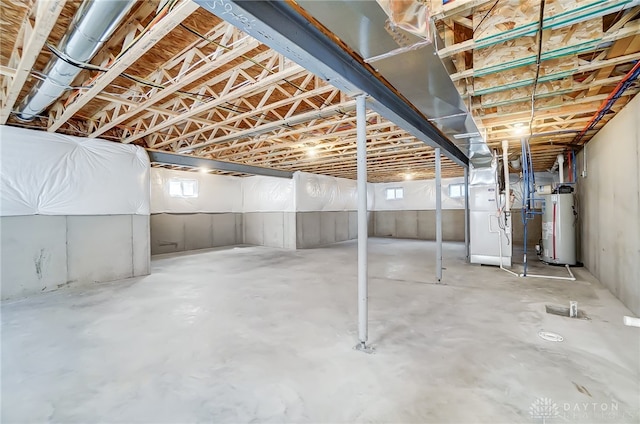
[545, 304, 588, 319]
[538, 331, 563, 342]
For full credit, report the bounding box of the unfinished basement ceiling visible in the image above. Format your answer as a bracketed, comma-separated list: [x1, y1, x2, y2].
[1, 0, 639, 182]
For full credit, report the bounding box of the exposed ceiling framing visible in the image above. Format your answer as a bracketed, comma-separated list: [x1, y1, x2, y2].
[1, 0, 639, 182]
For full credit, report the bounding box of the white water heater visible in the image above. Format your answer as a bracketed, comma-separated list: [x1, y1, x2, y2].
[540, 188, 576, 265]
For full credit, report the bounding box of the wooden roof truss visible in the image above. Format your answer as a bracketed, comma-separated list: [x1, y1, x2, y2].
[0, 0, 638, 181]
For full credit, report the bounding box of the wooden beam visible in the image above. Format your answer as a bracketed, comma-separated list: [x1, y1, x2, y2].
[89, 27, 262, 138]
[173, 100, 357, 151]
[430, 0, 495, 20]
[125, 64, 306, 144]
[160, 84, 340, 147]
[478, 91, 636, 126]
[586, 35, 638, 96]
[439, 17, 640, 60]
[47, 0, 200, 132]
[452, 47, 640, 82]
[0, 0, 65, 124]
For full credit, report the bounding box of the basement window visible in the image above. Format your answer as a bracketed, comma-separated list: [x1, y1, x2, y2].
[169, 178, 198, 198]
[449, 183, 465, 198]
[385, 187, 404, 200]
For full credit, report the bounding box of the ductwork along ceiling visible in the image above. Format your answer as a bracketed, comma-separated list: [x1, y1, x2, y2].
[1, 0, 639, 182]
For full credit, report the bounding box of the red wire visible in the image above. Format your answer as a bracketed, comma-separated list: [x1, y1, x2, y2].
[574, 61, 640, 144]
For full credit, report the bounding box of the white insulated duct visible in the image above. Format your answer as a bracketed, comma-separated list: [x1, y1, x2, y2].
[17, 0, 136, 121]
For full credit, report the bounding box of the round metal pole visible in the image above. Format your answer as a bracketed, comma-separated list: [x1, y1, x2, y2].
[435, 147, 442, 283]
[464, 166, 470, 263]
[356, 94, 369, 350]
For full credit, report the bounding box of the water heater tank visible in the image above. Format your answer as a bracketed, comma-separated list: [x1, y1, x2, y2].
[541, 189, 576, 265]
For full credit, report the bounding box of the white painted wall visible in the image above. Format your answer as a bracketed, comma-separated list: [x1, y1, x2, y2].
[576, 94, 640, 315]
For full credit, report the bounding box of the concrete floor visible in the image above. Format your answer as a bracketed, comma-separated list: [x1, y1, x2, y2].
[2, 238, 639, 423]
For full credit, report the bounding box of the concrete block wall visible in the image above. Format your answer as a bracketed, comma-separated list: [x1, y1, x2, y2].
[150, 213, 242, 255]
[1, 215, 149, 299]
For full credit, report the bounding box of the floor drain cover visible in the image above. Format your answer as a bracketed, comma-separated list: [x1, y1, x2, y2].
[538, 331, 564, 342]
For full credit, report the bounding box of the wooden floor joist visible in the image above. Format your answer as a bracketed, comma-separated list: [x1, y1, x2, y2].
[1, 0, 638, 181]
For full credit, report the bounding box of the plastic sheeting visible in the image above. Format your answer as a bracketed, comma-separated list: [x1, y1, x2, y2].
[150, 170, 293, 213]
[376, 0, 432, 42]
[150, 168, 242, 213]
[243, 175, 294, 212]
[0, 125, 149, 216]
[372, 177, 466, 211]
[295, 172, 361, 212]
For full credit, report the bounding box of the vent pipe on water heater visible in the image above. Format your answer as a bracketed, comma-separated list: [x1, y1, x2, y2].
[557, 153, 564, 184]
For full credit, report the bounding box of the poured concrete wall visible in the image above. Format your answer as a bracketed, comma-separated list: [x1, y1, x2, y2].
[1, 215, 149, 299]
[296, 211, 367, 248]
[512, 212, 542, 246]
[243, 212, 296, 249]
[576, 94, 639, 315]
[372, 210, 465, 241]
[150, 213, 242, 255]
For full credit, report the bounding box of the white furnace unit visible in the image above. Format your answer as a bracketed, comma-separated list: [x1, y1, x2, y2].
[469, 159, 512, 267]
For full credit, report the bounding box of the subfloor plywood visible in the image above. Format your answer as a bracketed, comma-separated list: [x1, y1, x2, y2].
[2, 239, 638, 423]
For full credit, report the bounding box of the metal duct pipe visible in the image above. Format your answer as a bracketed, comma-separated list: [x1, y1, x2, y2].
[17, 0, 136, 121]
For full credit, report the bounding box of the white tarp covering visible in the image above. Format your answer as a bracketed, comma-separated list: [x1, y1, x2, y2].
[0, 125, 149, 216]
[242, 175, 294, 212]
[295, 171, 362, 211]
[372, 177, 466, 210]
[150, 168, 242, 213]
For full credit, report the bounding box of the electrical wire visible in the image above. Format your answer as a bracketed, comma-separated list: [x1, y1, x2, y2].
[528, 0, 546, 138]
[62, 0, 180, 107]
[473, 0, 500, 35]
[179, 22, 334, 109]
[24, 8, 344, 141]
[44, 42, 292, 122]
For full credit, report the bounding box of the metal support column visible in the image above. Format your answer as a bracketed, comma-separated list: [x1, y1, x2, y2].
[355, 94, 371, 352]
[435, 147, 443, 283]
[464, 166, 470, 263]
